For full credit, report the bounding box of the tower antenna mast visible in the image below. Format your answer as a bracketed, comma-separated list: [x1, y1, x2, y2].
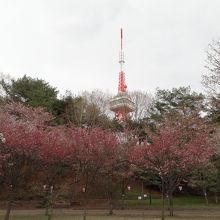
[118, 28, 127, 93]
[119, 28, 124, 71]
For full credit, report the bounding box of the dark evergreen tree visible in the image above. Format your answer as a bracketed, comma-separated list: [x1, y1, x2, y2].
[1, 75, 58, 112]
[148, 86, 204, 123]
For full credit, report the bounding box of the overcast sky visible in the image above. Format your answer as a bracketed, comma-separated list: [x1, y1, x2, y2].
[0, 0, 220, 96]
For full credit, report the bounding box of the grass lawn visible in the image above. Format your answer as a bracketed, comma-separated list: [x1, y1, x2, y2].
[1, 216, 220, 220]
[123, 195, 220, 208]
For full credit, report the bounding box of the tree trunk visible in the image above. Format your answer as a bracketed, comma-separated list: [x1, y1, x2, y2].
[109, 193, 113, 215]
[149, 188, 152, 205]
[83, 191, 87, 220]
[4, 187, 13, 220]
[121, 194, 125, 210]
[44, 190, 49, 216]
[168, 192, 174, 216]
[44, 192, 49, 216]
[46, 186, 54, 220]
[203, 188, 209, 205]
[214, 191, 218, 204]
[4, 199, 13, 220]
[161, 181, 165, 220]
[121, 180, 125, 210]
[83, 208, 87, 220]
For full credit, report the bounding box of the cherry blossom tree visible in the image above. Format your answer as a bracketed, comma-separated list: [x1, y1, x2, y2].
[0, 102, 52, 220]
[91, 129, 136, 214]
[38, 125, 73, 219]
[69, 127, 119, 218]
[131, 117, 214, 220]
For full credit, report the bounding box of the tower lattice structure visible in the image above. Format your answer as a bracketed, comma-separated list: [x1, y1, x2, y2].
[109, 29, 135, 122]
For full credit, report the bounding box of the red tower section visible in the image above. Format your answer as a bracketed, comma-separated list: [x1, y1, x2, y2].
[118, 71, 127, 93]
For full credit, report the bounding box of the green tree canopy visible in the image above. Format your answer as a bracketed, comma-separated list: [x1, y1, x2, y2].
[149, 87, 204, 122]
[1, 75, 58, 112]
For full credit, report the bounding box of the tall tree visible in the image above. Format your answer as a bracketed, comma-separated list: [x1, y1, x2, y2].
[54, 94, 86, 126]
[0, 73, 12, 99]
[149, 87, 204, 123]
[129, 90, 153, 121]
[81, 90, 117, 129]
[1, 75, 58, 112]
[189, 163, 218, 204]
[131, 116, 213, 219]
[55, 91, 116, 129]
[0, 102, 52, 220]
[67, 127, 119, 217]
[202, 40, 220, 96]
[81, 90, 112, 117]
[39, 125, 73, 219]
[202, 41, 220, 124]
[209, 126, 220, 202]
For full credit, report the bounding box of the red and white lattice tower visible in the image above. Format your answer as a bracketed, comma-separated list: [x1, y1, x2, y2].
[109, 29, 135, 122]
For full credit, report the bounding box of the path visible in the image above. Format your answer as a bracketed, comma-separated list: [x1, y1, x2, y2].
[0, 208, 220, 218]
